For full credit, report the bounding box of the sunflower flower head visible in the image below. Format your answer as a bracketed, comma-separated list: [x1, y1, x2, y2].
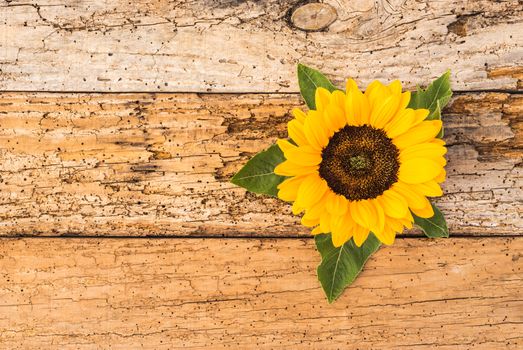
[274, 79, 447, 247]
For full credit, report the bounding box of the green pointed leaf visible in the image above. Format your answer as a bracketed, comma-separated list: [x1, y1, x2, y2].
[412, 202, 449, 238]
[408, 70, 452, 111]
[408, 70, 452, 138]
[230, 144, 286, 197]
[427, 99, 442, 121]
[315, 233, 381, 303]
[428, 101, 444, 137]
[297, 63, 338, 110]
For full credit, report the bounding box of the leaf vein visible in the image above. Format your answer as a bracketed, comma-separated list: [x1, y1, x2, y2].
[328, 245, 344, 301]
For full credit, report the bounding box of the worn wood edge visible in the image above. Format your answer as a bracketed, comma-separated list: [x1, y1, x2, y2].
[0, 237, 521, 349]
[0, 0, 522, 92]
[0, 91, 520, 237]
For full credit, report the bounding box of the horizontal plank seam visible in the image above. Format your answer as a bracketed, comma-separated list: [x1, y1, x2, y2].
[0, 234, 519, 240]
[0, 89, 521, 95]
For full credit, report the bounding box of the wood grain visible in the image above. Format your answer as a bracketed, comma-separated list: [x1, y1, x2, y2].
[0, 92, 520, 237]
[0, 237, 521, 349]
[1, 0, 522, 92]
[1, 0, 522, 348]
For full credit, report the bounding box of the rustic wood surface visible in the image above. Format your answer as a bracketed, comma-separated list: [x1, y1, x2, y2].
[0, 238, 521, 349]
[1, 0, 522, 348]
[0, 92, 521, 236]
[1, 0, 522, 92]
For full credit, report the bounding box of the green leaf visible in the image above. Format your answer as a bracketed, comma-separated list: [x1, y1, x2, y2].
[230, 144, 286, 197]
[427, 99, 443, 121]
[297, 63, 338, 110]
[412, 202, 449, 238]
[315, 233, 381, 303]
[408, 70, 452, 138]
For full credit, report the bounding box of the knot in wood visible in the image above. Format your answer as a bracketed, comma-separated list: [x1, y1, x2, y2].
[290, 3, 337, 32]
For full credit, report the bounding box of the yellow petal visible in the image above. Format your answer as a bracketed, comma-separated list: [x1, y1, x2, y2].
[318, 109, 336, 138]
[374, 224, 396, 245]
[301, 215, 320, 227]
[433, 156, 447, 167]
[411, 200, 434, 218]
[398, 91, 411, 111]
[295, 174, 328, 208]
[367, 82, 394, 119]
[274, 160, 317, 177]
[326, 103, 347, 134]
[292, 201, 304, 215]
[277, 176, 305, 202]
[377, 189, 409, 218]
[332, 224, 352, 247]
[398, 158, 442, 184]
[387, 81, 410, 121]
[288, 119, 309, 146]
[388, 218, 404, 233]
[330, 214, 343, 232]
[352, 224, 370, 247]
[332, 232, 348, 247]
[304, 112, 329, 150]
[413, 108, 430, 123]
[315, 87, 331, 111]
[365, 80, 382, 93]
[304, 193, 329, 220]
[349, 201, 367, 229]
[332, 90, 346, 113]
[384, 108, 415, 138]
[392, 182, 427, 209]
[399, 217, 414, 229]
[292, 108, 307, 123]
[434, 169, 446, 183]
[365, 80, 387, 104]
[371, 199, 385, 233]
[370, 94, 401, 129]
[387, 80, 402, 95]
[276, 139, 295, 154]
[404, 209, 414, 222]
[331, 214, 354, 247]
[385, 108, 430, 139]
[432, 138, 446, 146]
[320, 210, 331, 233]
[358, 93, 371, 125]
[345, 89, 358, 125]
[346, 80, 370, 125]
[311, 226, 323, 235]
[393, 120, 443, 150]
[350, 200, 375, 231]
[326, 193, 349, 216]
[412, 180, 443, 197]
[399, 142, 447, 162]
[285, 145, 323, 166]
[345, 78, 359, 93]
[397, 209, 414, 229]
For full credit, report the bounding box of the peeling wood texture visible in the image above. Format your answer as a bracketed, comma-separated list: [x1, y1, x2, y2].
[0, 237, 522, 349]
[1, 0, 522, 91]
[1, 0, 523, 348]
[0, 92, 521, 236]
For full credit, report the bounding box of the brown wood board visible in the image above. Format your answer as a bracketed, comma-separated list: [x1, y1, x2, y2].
[0, 237, 521, 349]
[1, 0, 522, 92]
[0, 92, 520, 236]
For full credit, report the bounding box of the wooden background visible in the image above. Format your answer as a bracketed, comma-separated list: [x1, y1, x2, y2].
[0, 0, 522, 348]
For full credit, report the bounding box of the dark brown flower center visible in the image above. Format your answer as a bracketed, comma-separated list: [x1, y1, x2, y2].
[319, 125, 400, 201]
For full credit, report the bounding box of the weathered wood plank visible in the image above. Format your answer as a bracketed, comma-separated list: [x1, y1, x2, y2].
[0, 92, 520, 236]
[0, 237, 521, 349]
[1, 0, 522, 92]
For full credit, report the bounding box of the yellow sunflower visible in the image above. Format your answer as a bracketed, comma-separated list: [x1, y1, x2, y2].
[274, 79, 447, 247]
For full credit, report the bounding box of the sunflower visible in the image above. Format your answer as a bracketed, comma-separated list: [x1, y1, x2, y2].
[274, 79, 447, 247]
